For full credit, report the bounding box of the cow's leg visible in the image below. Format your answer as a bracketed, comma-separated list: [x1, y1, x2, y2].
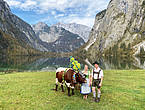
[55, 78, 58, 91]
[71, 84, 75, 95]
[65, 81, 71, 96]
[71, 85, 75, 95]
[60, 82, 64, 92]
[67, 87, 71, 96]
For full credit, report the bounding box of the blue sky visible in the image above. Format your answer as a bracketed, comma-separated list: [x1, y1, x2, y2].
[4, 0, 110, 27]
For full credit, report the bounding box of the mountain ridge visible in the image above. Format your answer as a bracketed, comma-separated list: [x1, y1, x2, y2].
[53, 22, 91, 42]
[33, 22, 85, 52]
[84, 0, 145, 61]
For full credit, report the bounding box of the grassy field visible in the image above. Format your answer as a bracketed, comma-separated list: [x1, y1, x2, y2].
[0, 70, 145, 110]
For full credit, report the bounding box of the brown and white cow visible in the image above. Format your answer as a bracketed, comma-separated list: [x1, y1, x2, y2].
[55, 67, 86, 96]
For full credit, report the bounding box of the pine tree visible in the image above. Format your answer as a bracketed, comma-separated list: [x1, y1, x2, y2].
[120, 43, 126, 51]
[127, 43, 131, 50]
[140, 46, 145, 56]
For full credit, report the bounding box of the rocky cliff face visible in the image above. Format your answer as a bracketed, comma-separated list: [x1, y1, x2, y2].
[33, 22, 59, 43]
[85, 9, 106, 51]
[33, 22, 66, 43]
[33, 22, 85, 52]
[45, 32, 85, 52]
[86, 0, 145, 60]
[53, 23, 91, 42]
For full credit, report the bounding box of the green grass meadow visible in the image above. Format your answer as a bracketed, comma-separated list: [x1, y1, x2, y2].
[0, 70, 145, 110]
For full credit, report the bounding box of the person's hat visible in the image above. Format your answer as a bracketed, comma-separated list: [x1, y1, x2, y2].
[93, 61, 100, 65]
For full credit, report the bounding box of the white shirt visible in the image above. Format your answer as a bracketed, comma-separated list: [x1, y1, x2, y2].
[91, 67, 103, 79]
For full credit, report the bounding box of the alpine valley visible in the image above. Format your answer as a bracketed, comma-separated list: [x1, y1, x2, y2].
[0, 0, 90, 56]
[0, 0, 145, 65]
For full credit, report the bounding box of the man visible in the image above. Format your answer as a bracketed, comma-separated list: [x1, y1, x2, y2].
[89, 61, 104, 102]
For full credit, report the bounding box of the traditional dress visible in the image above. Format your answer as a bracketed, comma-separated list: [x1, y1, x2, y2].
[80, 71, 91, 94]
[91, 67, 103, 88]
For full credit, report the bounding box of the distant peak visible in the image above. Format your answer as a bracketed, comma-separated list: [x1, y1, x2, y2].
[53, 22, 90, 27]
[69, 23, 77, 25]
[53, 22, 64, 26]
[36, 22, 47, 26]
[33, 22, 49, 28]
[57, 22, 63, 24]
[32, 22, 50, 31]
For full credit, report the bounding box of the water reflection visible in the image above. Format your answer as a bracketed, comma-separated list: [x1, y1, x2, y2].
[101, 57, 136, 70]
[0, 56, 70, 71]
[0, 56, 144, 71]
[85, 56, 145, 70]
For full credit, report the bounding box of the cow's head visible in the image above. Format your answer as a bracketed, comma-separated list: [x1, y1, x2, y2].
[76, 71, 86, 84]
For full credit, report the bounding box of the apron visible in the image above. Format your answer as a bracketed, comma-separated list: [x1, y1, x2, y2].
[80, 77, 91, 94]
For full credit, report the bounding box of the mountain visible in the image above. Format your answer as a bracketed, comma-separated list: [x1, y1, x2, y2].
[0, 29, 43, 56]
[0, 0, 48, 55]
[53, 22, 92, 42]
[33, 22, 85, 52]
[85, 0, 145, 60]
[85, 9, 106, 51]
[32, 22, 58, 43]
[0, 0, 85, 54]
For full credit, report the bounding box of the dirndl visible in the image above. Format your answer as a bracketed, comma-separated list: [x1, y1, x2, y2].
[80, 78, 91, 94]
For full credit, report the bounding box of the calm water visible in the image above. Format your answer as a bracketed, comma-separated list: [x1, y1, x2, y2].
[0, 56, 144, 71]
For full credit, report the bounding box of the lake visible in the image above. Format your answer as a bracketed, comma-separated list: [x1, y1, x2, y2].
[0, 56, 144, 71]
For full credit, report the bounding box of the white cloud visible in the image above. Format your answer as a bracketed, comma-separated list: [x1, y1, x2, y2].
[4, 0, 37, 10]
[36, 0, 69, 12]
[21, 0, 37, 10]
[4, 0, 110, 26]
[54, 14, 65, 18]
[51, 11, 56, 15]
[4, 0, 21, 7]
[61, 16, 95, 27]
[4, 0, 109, 14]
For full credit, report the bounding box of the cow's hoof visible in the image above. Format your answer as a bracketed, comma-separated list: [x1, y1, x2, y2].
[62, 90, 64, 92]
[68, 94, 71, 96]
[72, 93, 74, 95]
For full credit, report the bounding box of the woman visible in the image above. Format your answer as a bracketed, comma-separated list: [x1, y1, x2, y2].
[80, 65, 91, 99]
